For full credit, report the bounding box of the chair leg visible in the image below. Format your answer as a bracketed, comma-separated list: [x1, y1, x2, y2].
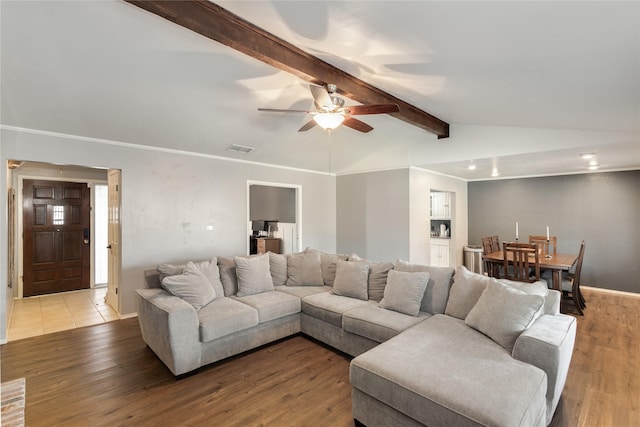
[572, 284, 584, 315]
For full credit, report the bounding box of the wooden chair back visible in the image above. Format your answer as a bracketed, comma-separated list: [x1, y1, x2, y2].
[564, 240, 587, 314]
[502, 242, 540, 282]
[490, 235, 500, 253]
[481, 236, 494, 254]
[528, 235, 557, 257]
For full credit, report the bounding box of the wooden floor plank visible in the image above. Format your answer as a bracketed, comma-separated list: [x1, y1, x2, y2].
[1, 288, 638, 426]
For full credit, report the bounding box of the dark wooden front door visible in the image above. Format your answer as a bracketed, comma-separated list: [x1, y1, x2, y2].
[23, 180, 91, 297]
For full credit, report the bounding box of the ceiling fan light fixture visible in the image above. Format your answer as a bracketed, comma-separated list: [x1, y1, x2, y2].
[313, 113, 345, 130]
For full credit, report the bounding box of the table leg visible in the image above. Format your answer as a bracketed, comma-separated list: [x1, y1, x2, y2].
[552, 270, 561, 292]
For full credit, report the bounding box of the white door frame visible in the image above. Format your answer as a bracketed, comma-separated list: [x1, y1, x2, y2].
[246, 180, 302, 255]
[106, 169, 122, 313]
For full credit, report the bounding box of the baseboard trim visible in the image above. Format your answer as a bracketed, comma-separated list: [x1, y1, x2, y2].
[581, 286, 640, 298]
[119, 312, 138, 320]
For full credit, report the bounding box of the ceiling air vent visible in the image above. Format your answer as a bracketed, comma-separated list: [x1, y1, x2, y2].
[227, 144, 254, 154]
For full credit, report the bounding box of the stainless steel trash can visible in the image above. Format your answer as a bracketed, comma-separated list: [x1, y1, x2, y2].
[463, 245, 484, 275]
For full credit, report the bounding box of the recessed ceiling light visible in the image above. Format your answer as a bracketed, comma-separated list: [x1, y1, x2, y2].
[580, 152, 596, 160]
[491, 168, 499, 177]
[468, 164, 476, 170]
[589, 159, 598, 166]
[588, 165, 599, 170]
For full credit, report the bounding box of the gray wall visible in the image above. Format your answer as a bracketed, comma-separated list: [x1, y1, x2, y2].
[1, 128, 337, 342]
[250, 185, 296, 222]
[337, 168, 469, 265]
[468, 171, 640, 293]
[337, 169, 410, 262]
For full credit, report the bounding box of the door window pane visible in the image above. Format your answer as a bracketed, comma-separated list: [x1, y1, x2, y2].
[53, 206, 65, 225]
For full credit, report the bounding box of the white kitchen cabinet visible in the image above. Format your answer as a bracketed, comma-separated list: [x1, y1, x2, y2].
[430, 239, 450, 267]
[430, 192, 451, 219]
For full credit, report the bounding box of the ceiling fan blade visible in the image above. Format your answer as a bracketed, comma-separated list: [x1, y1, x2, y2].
[309, 85, 333, 111]
[344, 104, 400, 115]
[343, 116, 373, 133]
[298, 120, 317, 132]
[257, 108, 311, 113]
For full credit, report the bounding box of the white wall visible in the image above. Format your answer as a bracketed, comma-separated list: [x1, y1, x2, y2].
[411, 168, 469, 266]
[0, 128, 336, 342]
[336, 167, 468, 265]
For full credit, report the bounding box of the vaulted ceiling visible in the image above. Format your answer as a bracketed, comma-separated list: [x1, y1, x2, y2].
[2, 1, 638, 179]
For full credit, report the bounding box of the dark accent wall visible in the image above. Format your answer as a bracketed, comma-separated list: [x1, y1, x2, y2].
[249, 185, 296, 223]
[468, 170, 640, 293]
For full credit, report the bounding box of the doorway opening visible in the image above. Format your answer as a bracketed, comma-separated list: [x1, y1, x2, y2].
[6, 161, 121, 340]
[247, 181, 301, 255]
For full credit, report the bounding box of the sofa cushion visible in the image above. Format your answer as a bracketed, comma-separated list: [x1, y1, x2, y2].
[275, 285, 331, 298]
[197, 297, 259, 342]
[232, 290, 300, 323]
[157, 257, 225, 298]
[305, 248, 350, 287]
[160, 261, 216, 310]
[343, 303, 430, 343]
[302, 292, 370, 327]
[379, 270, 430, 316]
[268, 252, 288, 286]
[331, 260, 370, 301]
[217, 256, 238, 296]
[394, 260, 454, 314]
[465, 280, 545, 352]
[367, 261, 394, 302]
[350, 314, 548, 427]
[234, 254, 274, 297]
[444, 265, 494, 320]
[286, 251, 324, 286]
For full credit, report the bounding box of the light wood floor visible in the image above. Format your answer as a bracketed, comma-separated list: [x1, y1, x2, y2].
[1, 288, 638, 426]
[7, 288, 119, 341]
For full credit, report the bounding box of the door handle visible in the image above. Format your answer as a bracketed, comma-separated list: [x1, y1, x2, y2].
[83, 228, 90, 244]
[106, 244, 112, 249]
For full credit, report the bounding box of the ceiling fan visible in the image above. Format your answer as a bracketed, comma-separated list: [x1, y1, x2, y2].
[258, 84, 400, 133]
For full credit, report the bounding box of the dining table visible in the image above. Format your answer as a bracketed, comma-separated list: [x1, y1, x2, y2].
[483, 250, 578, 293]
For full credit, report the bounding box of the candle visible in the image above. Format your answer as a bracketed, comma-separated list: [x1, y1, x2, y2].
[516, 222, 519, 239]
[546, 226, 550, 240]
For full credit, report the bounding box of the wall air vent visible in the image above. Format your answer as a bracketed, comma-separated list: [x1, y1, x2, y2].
[227, 144, 254, 154]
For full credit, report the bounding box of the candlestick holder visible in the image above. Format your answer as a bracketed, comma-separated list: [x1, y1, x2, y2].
[545, 239, 552, 259]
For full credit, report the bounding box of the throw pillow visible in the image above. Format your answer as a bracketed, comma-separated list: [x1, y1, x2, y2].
[367, 261, 394, 302]
[331, 260, 370, 300]
[305, 248, 349, 286]
[444, 265, 494, 320]
[286, 251, 324, 286]
[160, 261, 216, 310]
[269, 252, 288, 286]
[394, 259, 455, 314]
[157, 263, 183, 283]
[379, 269, 430, 316]
[217, 256, 238, 296]
[465, 280, 545, 352]
[192, 257, 225, 298]
[234, 254, 274, 297]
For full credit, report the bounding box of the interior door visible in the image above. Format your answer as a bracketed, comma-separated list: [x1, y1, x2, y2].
[106, 169, 121, 313]
[23, 180, 90, 297]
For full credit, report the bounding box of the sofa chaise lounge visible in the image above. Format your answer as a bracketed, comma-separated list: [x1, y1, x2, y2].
[136, 249, 576, 427]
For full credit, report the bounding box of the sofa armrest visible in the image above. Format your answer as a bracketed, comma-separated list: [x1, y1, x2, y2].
[136, 289, 201, 376]
[513, 314, 577, 424]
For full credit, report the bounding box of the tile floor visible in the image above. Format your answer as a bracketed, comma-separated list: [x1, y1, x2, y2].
[8, 287, 119, 341]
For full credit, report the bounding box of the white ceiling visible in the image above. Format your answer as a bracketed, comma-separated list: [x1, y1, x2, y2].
[2, 1, 638, 179]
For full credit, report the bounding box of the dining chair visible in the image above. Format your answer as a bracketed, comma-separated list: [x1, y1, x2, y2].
[528, 235, 557, 258]
[481, 236, 496, 275]
[560, 240, 586, 315]
[490, 235, 500, 253]
[481, 236, 494, 254]
[502, 242, 541, 283]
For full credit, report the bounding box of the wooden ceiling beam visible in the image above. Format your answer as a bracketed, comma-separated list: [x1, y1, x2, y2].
[125, 0, 450, 138]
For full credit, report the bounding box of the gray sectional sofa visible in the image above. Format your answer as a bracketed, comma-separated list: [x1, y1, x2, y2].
[136, 249, 576, 427]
